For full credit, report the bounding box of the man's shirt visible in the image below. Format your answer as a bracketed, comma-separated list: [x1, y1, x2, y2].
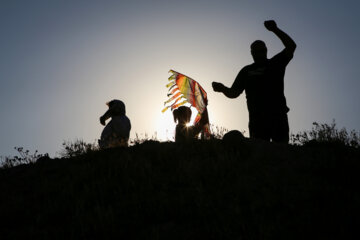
[232, 49, 294, 117]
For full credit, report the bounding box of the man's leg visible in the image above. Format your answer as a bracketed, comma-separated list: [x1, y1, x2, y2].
[249, 116, 271, 141]
[271, 113, 289, 143]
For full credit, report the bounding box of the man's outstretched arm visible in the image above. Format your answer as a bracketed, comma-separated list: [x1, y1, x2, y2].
[212, 70, 244, 99]
[212, 82, 240, 98]
[264, 20, 296, 53]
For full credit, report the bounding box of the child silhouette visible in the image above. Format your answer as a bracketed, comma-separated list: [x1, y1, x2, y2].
[99, 99, 131, 148]
[173, 106, 209, 142]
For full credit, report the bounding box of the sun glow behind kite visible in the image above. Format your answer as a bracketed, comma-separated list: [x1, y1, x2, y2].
[155, 104, 200, 141]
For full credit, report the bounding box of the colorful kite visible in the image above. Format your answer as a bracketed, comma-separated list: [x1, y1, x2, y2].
[162, 70, 211, 138]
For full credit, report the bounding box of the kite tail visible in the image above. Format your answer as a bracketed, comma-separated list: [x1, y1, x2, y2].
[164, 92, 182, 105]
[161, 106, 170, 113]
[171, 100, 188, 110]
[166, 82, 175, 88]
[167, 87, 179, 96]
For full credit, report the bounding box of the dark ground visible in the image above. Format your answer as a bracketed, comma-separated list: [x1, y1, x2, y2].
[1, 139, 359, 240]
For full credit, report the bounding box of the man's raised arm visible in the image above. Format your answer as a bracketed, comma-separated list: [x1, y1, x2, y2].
[264, 20, 296, 53]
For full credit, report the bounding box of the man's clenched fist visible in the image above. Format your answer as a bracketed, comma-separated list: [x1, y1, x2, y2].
[264, 20, 278, 32]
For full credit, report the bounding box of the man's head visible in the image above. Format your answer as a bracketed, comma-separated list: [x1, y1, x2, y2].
[251, 40, 267, 63]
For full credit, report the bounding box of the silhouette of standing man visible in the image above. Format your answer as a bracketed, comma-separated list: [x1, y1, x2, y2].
[212, 20, 296, 143]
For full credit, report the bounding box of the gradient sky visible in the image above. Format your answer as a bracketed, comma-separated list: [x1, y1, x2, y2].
[1, 0, 359, 157]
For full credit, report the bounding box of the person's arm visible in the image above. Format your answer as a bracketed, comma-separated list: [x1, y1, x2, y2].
[198, 108, 209, 126]
[212, 69, 245, 99]
[188, 108, 209, 137]
[264, 20, 296, 53]
[100, 109, 112, 126]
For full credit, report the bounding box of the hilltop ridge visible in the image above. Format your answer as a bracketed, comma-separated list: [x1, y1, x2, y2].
[1, 139, 359, 239]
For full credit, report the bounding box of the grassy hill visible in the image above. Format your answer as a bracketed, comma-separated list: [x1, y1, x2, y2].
[1, 139, 359, 240]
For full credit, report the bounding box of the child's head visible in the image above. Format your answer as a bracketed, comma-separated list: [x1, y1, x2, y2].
[106, 99, 126, 116]
[173, 106, 192, 124]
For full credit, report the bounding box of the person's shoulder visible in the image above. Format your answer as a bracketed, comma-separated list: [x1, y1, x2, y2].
[243, 63, 255, 68]
[123, 115, 131, 122]
[112, 115, 131, 125]
[175, 124, 186, 134]
[240, 64, 255, 72]
[234, 64, 256, 81]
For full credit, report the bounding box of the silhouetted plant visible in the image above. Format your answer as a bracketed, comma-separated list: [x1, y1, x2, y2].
[0, 147, 48, 168]
[291, 119, 359, 148]
[59, 139, 98, 158]
[130, 132, 159, 145]
[210, 124, 229, 139]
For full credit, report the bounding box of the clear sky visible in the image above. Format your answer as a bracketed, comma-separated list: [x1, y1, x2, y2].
[1, 0, 359, 157]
